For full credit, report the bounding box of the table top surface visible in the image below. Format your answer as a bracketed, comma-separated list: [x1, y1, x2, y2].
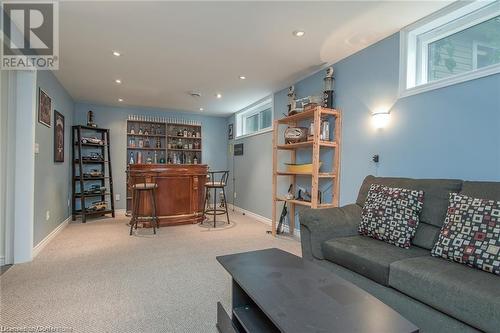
[217, 248, 418, 333]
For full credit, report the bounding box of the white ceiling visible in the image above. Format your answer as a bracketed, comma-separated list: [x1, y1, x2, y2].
[56, 1, 451, 116]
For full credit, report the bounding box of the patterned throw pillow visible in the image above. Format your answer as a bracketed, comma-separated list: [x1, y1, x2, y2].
[358, 184, 424, 248]
[431, 193, 500, 275]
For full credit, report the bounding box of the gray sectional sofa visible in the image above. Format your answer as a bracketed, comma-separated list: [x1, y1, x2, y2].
[299, 175, 500, 333]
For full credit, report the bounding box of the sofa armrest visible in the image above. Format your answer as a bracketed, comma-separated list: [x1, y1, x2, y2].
[299, 203, 362, 260]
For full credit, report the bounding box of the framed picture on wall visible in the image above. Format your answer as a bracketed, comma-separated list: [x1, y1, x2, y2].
[38, 88, 52, 127]
[54, 110, 65, 162]
[228, 123, 233, 140]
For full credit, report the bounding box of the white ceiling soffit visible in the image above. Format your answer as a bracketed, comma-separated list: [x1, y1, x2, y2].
[55, 1, 452, 115]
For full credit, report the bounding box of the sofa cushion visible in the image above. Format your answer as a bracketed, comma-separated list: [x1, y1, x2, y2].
[356, 176, 463, 250]
[431, 193, 500, 275]
[322, 235, 429, 285]
[359, 184, 424, 248]
[389, 256, 500, 333]
[411, 222, 440, 249]
[460, 181, 500, 201]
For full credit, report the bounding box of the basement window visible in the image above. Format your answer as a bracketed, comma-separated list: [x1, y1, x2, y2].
[399, 1, 500, 97]
[235, 96, 273, 138]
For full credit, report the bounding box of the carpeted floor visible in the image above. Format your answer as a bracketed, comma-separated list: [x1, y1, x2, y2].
[0, 211, 300, 333]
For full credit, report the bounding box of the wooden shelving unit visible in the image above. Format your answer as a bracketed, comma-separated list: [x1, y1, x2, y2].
[166, 123, 202, 164]
[272, 106, 341, 236]
[125, 119, 203, 213]
[72, 125, 115, 222]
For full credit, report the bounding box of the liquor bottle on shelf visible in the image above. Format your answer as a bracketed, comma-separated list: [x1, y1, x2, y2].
[137, 151, 143, 164]
[144, 127, 149, 136]
[192, 129, 196, 137]
[129, 152, 135, 164]
[156, 137, 161, 148]
[193, 155, 198, 164]
[159, 152, 166, 164]
[183, 128, 188, 137]
[138, 127, 143, 135]
[177, 138, 182, 149]
[320, 118, 330, 141]
[138, 138, 144, 148]
[146, 152, 152, 164]
[144, 138, 150, 148]
[130, 126, 135, 135]
[153, 151, 158, 164]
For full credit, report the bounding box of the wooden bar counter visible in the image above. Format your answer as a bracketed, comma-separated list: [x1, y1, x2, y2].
[128, 164, 207, 226]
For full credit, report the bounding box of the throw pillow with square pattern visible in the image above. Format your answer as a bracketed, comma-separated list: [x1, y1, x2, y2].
[358, 184, 424, 248]
[431, 193, 500, 275]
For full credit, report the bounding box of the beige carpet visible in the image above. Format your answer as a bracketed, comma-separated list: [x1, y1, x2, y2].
[0, 211, 300, 332]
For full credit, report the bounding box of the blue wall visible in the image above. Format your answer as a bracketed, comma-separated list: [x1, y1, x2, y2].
[34, 71, 75, 246]
[74, 103, 228, 209]
[230, 33, 500, 230]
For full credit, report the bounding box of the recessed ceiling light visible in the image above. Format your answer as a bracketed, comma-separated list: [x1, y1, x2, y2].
[199, 107, 204, 111]
[293, 30, 305, 37]
[239, 75, 246, 80]
[216, 93, 222, 99]
[115, 79, 122, 84]
[112, 51, 121, 57]
[118, 98, 124, 102]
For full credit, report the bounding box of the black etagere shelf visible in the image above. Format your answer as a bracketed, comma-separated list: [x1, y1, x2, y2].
[72, 125, 115, 222]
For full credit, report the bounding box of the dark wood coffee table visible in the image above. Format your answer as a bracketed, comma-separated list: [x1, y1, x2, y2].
[216, 248, 418, 333]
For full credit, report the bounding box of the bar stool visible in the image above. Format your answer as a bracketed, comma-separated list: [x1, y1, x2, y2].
[203, 170, 230, 227]
[128, 169, 159, 235]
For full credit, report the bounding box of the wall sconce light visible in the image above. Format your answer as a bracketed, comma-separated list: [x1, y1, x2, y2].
[372, 107, 391, 129]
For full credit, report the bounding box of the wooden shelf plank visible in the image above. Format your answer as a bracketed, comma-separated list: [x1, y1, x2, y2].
[168, 148, 202, 152]
[127, 147, 165, 150]
[73, 209, 113, 216]
[277, 107, 339, 124]
[167, 135, 201, 139]
[74, 142, 106, 147]
[127, 133, 165, 137]
[318, 173, 336, 178]
[276, 140, 337, 150]
[275, 197, 312, 207]
[317, 203, 337, 209]
[74, 192, 112, 198]
[74, 160, 107, 164]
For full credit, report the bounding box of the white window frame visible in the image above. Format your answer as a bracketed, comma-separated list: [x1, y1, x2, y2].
[399, 1, 500, 98]
[235, 96, 273, 139]
[472, 40, 500, 69]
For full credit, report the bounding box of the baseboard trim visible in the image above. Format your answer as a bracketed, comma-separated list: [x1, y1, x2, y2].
[231, 205, 300, 239]
[32, 216, 70, 258]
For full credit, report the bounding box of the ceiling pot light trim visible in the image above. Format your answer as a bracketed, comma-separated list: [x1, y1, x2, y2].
[115, 79, 122, 84]
[112, 51, 121, 57]
[293, 30, 305, 37]
[216, 93, 222, 99]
